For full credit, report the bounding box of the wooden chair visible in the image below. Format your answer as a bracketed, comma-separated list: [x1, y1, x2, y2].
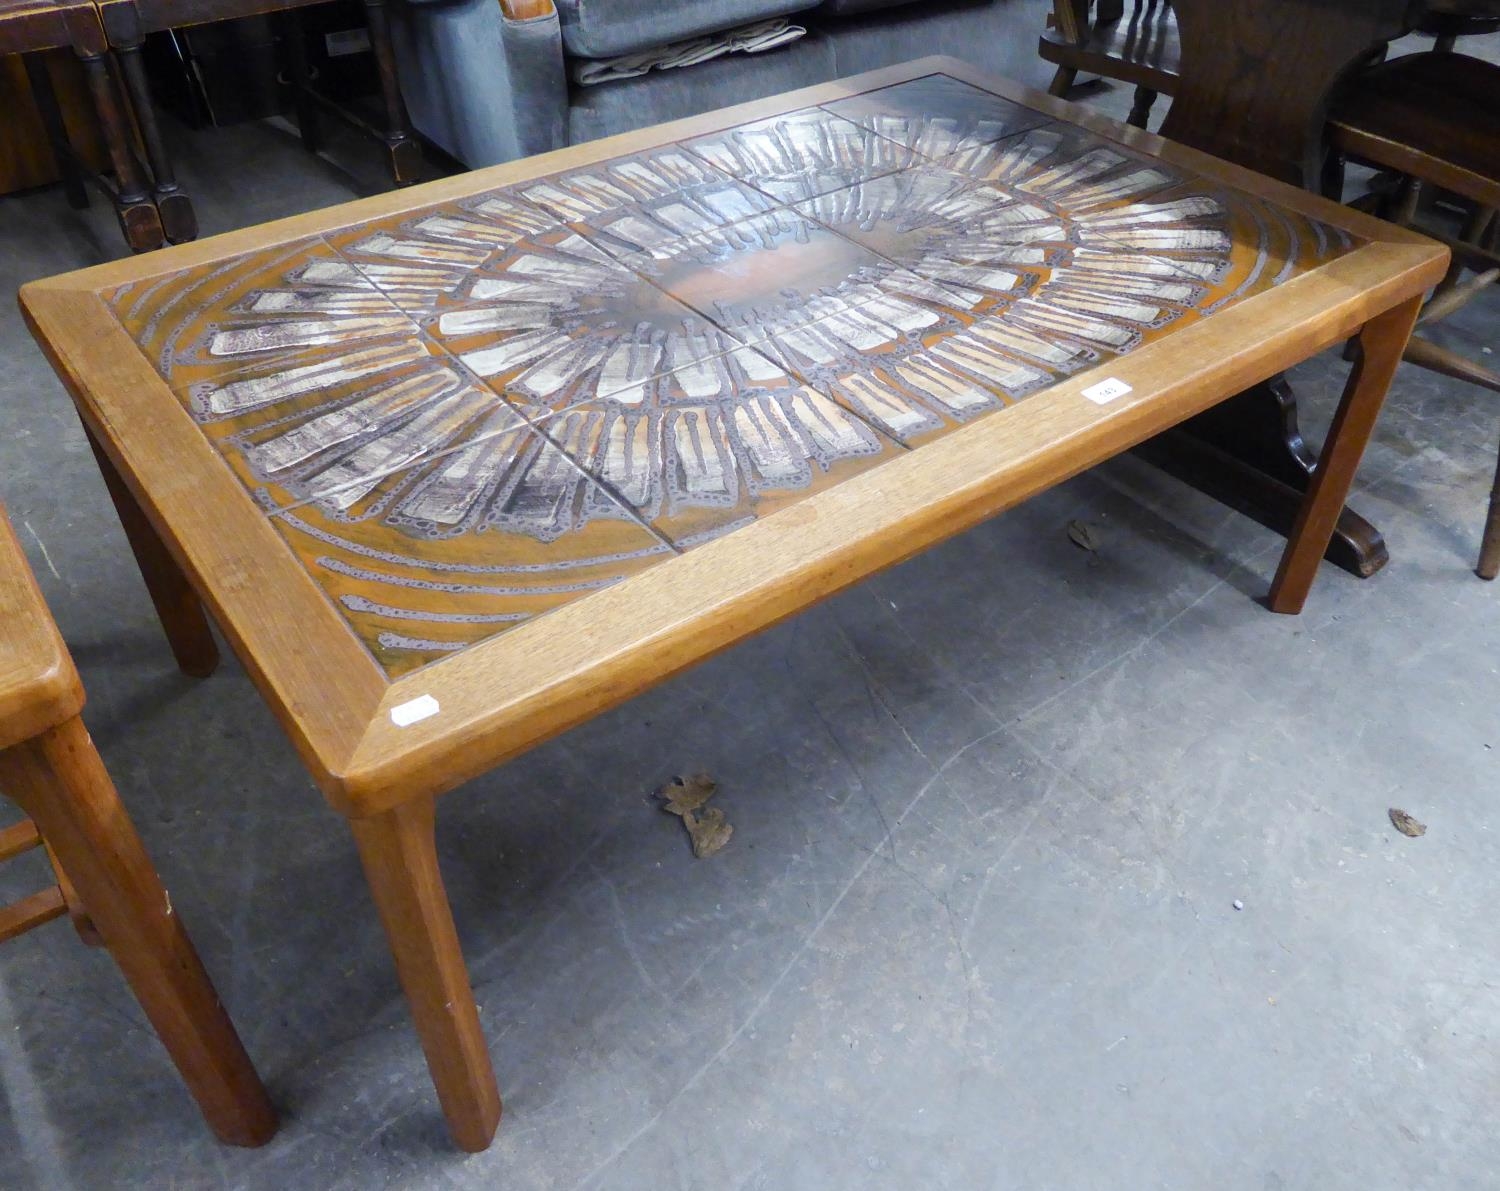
[0, 503, 277, 1147]
[1038, 0, 1178, 127]
[92, 0, 423, 244]
[0, 0, 164, 250]
[1327, 48, 1500, 577]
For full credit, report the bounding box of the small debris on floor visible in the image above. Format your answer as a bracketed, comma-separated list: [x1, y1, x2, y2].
[1388, 808, 1427, 838]
[657, 772, 734, 858]
[1232, 899, 1244, 911]
[1066, 519, 1102, 552]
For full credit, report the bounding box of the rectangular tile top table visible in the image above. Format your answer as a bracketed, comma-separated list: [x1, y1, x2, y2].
[21, 57, 1444, 1150]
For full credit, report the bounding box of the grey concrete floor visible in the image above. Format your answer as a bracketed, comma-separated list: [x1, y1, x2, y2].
[2, 49, 1499, 1191]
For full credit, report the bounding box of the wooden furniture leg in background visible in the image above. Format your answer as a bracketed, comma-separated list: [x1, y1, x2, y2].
[75, 47, 161, 251]
[1479, 443, 1500, 581]
[0, 717, 276, 1146]
[112, 34, 197, 242]
[22, 52, 89, 208]
[361, 0, 422, 185]
[1268, 296, 1423, 614]
[86, 428, 219, 677]
[350, 799, 501, 1152]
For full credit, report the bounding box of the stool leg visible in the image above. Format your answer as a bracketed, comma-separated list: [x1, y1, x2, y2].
[77, 49, 163, 252]
[86, 427, 220, 678]
[0, 718, 276, 1146]
[350, 799, 501, 1152]
[113, 40, 197, 244]
[1047, 65, 1079, 99]
[361, 0, 422, 186]
[1268, 296, 1423, 613]
[1479, 438, 1500, 581]
[24, 53, 89, 209]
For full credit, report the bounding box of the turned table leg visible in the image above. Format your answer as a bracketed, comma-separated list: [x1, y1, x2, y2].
[0, 718, 276, 1146]
[361, 0, 423, 186]
[1268, 296, 1423, 614]
[350, 799, 501, 1152]
[86, 428, 219, 677]
[76, 50, 162, 252]
[114, 39, 198, 244]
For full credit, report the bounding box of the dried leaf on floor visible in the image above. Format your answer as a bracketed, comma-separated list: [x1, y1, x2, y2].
[1388, 808, 1427, 838]
[685, 806, 734, 859]
[1066, 519, 1102, 552]
[656, 773, 733, 858]
[657, 772, 717, 816]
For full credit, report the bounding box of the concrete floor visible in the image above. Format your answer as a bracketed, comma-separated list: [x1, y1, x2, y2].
[2, 47, 1499, 1191]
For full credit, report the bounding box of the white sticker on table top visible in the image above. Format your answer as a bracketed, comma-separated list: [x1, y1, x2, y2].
[390, 694, 440, 727]
[1082, 377, 1133, 405]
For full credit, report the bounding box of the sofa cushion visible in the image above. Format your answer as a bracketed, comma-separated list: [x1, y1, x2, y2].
[557, 0, 818, 58]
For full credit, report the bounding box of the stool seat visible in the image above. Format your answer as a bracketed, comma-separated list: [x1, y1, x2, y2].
[1330, 51, 1500, 209]
[0, 518, 82, 750]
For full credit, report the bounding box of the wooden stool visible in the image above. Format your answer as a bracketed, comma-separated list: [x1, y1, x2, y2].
[93, 0, 423, 245]
[1038, 0, 1178, 127]
[0, 504, 276, 1147]
[0, 0, 165, 250]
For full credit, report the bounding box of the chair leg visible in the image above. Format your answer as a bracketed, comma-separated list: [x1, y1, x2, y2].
[1047, 65, 1079, 99]
[350, 799, 501, 1152]
[361, 0, 422, 185]
[1268, 295, 1424, 614]
[1479, 441, 1500, 581]
[113, 40, 197, 244]
[0, 718, 276, 1146]
[23, 53, 89, 209]
[85, 426, 220, 678]
[1127, 86, 1158, 128]
[76, 49, 162, 252]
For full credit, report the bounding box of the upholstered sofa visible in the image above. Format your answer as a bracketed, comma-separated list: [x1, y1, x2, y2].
[391, 0, 1053, 168]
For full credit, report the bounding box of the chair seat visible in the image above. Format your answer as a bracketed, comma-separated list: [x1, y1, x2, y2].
[1330, 51, 1500, 210]
[1038, 5, 1179, 95]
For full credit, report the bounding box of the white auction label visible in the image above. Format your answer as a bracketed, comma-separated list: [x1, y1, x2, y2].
[390, 694, 440, 727]
[1082, 377, 1132, 405]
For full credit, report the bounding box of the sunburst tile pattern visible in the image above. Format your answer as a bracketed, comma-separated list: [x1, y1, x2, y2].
[103, 71, 1364, 676]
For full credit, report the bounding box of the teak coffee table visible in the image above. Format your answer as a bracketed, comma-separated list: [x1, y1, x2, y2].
[20, 57, 1446, 1150]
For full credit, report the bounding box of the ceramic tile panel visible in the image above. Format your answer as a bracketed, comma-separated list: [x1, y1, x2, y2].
[101, 71, 1360, 679]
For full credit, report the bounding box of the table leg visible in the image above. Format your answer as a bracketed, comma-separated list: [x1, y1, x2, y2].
[0, 718, 276, 1146]
[1267, 296, 1422, 614]
[23, 53, 89, 210]
[76, 49, 163, 253]
[350, 799, 502, 1151]
[86, 428, 219, 678]
[114, 39, 198, 244]
[361, 0, 423, 186]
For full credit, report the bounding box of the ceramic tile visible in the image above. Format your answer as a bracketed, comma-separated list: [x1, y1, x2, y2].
[269, 426, 673, 677]
[421, 223, 744, 417]
[820, 73, 1052, 160]
[539, 344, 908, 548]
[324, 193, 561, 316]
[680, 106, 921, 205]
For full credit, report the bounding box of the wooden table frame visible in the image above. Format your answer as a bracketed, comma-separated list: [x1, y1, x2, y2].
[20, 57, 1447, 1151]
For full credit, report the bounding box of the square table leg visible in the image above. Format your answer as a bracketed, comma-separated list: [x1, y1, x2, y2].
[1268, 295, 1424, 614]
[85, 427, 220, 678]
[0, 717, 277, 1147]
[349, 799, 502, 1151]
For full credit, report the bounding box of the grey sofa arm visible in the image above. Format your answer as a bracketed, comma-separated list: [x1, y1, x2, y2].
[392, 0, 568, 168]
